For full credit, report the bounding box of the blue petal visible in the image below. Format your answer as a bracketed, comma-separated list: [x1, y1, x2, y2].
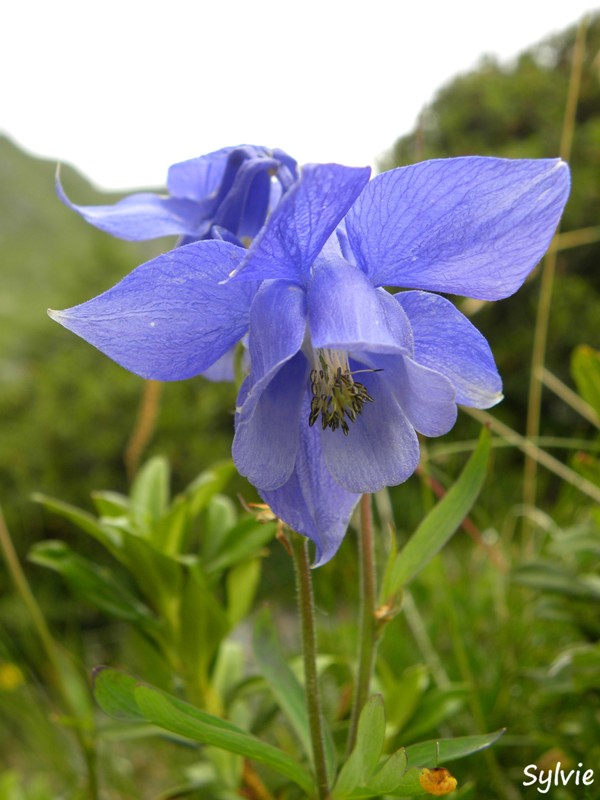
[345, 157, 570, 300]
[307, 259, 413, 354]
[233, 281, 308, 489]
[56, 172, 207, 241]
[48, 240, 255, 380]
[166, 147, 234, 200]
[245, 281, 307, 385]
[234, 353, 308, 490]
[320, 369, 420, 493]
[259, 394, 361, 567]
[376, 353, 457, 437]
[396, 291, 503, 408]
[230, 163, 371, 284]
[168, 145, 298, 202]
[213, 157, 273, 238]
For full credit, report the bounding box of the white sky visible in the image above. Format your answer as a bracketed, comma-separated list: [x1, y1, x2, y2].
[2, 0, 598, 191]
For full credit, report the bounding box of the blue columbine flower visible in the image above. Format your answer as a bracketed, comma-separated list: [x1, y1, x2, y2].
[57, 144, 298, 382]
[49, 157, 570, 564]
[56, 144, 298, 247]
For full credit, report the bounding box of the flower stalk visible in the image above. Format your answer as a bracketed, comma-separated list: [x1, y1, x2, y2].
[346, 493, 377, 755]
[289, 532, 329, 800]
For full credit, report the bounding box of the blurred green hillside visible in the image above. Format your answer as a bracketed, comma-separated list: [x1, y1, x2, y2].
[0, 136, 238, 548]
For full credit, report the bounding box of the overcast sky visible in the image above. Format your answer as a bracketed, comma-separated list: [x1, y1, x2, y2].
[2, 1, 598, 191]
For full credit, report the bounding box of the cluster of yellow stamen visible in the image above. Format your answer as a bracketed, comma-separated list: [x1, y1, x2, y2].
[308, 350, 376, 436]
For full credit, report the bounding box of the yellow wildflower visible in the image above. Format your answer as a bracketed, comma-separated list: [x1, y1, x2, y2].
[419, 767, 458, 796]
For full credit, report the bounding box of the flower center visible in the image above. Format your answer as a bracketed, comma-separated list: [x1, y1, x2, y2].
[308, 349, 375, 436]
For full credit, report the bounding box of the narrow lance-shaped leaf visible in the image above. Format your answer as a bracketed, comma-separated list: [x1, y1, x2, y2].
[253, 609, 312, 757]
[382, 426, 490, 600]
[31, 493, 122, 555]
[28, 541, 158, 627]
[91, 490, 131, 518]
[404, 728, 505, 768]
[116, 530, 183, 618]
[227, 559, 261, 628]
[183, 461, 237, 519]
[177, 561, 230, 690]
[134, 683, 315, 794]
[130, 456, 171, 532]
[366, 750, 408, 795]
[344, 768, 426, 799]
[93, 667, 146, 722]
[333, 695, 386, 797]
[93, 667, 314, 793]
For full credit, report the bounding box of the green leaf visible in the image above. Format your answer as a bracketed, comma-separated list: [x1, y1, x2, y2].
[130, 456, 170, 532]
[367, 749, 408, 794]
[184, 461, 236, 518]
[512, 560, 600, 601]
[133, 683, 314, 794]
[205, 517, 276, 576]
[117, 530, 182, 618]
[211, 641, 246, 705]
[93, 667, 146, 722]
[227, 559, 261, 628]
[201, 495, 239, 563]
[178, 562, 230, 688]
[91, 490, 131, 518]
[572, 345, 600, 418]
[252, 609, 313, 761]
[334, 695, 386, 797]
[404, 728, 505, 768]
[28, 541, 158, 627]
[153, 498, 191, 556]
[31, 493, 122, 554]
[382, 426, 490, 598]
[377, 662, 429, 734]
[399, 685, 469, 742]
[345, 767, 425, 799]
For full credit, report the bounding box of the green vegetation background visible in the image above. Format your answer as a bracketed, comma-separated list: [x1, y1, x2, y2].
[1, 14, 600, 798]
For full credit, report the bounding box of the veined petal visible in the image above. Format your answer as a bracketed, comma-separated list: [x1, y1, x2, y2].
[260, 395, 361, 566]
[377, 353, 457, 437]
[168, 145, 298, 205]
[345, 157, 570, 300]
[166, 147, 234, 200]
[230, 163, 371, 284]
[48, 240, 254, 380]
[320, 369, 420, 493]
[233, 354, 308, 490]
[246, 281, 307, 385]
[396, 291, 503, 408]
[56, 173, 207, 241]
[214, 158, 273, 238]
[233, 281, 308, 489]
[307, 259, 413, 354]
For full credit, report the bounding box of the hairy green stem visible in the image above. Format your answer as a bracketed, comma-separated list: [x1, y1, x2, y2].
[346, 493, 377, 755]
[290, 533, 329, 799]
